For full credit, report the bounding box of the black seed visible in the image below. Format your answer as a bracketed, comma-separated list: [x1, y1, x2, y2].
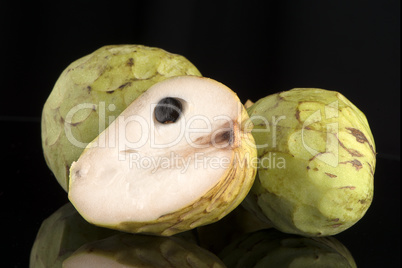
[154, 97, 182, 124]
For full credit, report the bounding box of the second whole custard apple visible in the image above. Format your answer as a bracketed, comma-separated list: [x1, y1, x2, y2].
[41, 45, 201, 191]
[243, 88, 376, 237]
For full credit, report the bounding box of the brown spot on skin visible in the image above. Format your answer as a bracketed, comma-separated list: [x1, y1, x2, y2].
[70, 122, 81, 127]
[106, 90, 114, 94]
[87, 85, 92, 93]
[126, 58, 134, 66]
[313, 168, 319, 171]
[332, 218, 340, 222]
[307, 166, 310, 170]
[350, 159, 363, 170]
[346, 127, 368, 143]
[339, 186, 356, 190]
[118, 82, 132, 89]
[359, 199, 367, 204]
[295, 109, 300, 122]
[339, 159, 363, 170]
[338, 140, 364, 157]
[325, 172, 337, 178]
[332, 224, 343, 228]
[346, 127, 376, 155]
[309, 152, 324, 161]
[367, 163, 374, 176]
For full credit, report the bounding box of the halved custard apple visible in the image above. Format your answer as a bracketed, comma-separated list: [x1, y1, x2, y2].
[68, 76, 257, 236]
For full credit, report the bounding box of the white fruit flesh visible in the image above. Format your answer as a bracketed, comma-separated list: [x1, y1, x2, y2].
[69, 76, 245, 227]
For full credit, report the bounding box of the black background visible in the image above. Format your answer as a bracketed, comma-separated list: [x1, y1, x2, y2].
[1, 0, 400, 267]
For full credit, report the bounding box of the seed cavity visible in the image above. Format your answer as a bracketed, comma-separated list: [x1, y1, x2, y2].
[215, 129, 234, 145]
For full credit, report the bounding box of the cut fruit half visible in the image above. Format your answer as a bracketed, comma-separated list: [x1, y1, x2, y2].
[68, 76, 257, 236]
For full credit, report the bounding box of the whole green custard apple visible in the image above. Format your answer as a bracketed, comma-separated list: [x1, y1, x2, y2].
[243, 88, 376, 237]
[41, 45, 201, 191]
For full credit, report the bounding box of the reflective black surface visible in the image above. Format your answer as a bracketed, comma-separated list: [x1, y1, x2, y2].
[2, 0, 400, 267]
[3, 121, 399, 267]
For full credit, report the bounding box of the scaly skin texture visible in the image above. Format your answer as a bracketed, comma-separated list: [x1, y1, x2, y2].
[41, 45, 201, 191]
[29, 203, 117, 268]
[243, 88, 376, 237]
[63, 233, 226, 268]
[219, 228, 357, 268]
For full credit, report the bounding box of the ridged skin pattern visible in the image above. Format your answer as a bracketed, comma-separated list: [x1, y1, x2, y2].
[243, 88, 376, 237]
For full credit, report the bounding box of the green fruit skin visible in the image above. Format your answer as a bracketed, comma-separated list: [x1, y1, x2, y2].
[63, 233, 226, 268]
[219, 229, 357, 268]
[29, 203, 117, 268]
[243, 88, 376, 237]
[41, 45, 201, 191]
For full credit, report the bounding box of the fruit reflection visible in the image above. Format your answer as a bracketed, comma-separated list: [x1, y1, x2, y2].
[30, 202, 224, 268]
[218, 228, 356, 268]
